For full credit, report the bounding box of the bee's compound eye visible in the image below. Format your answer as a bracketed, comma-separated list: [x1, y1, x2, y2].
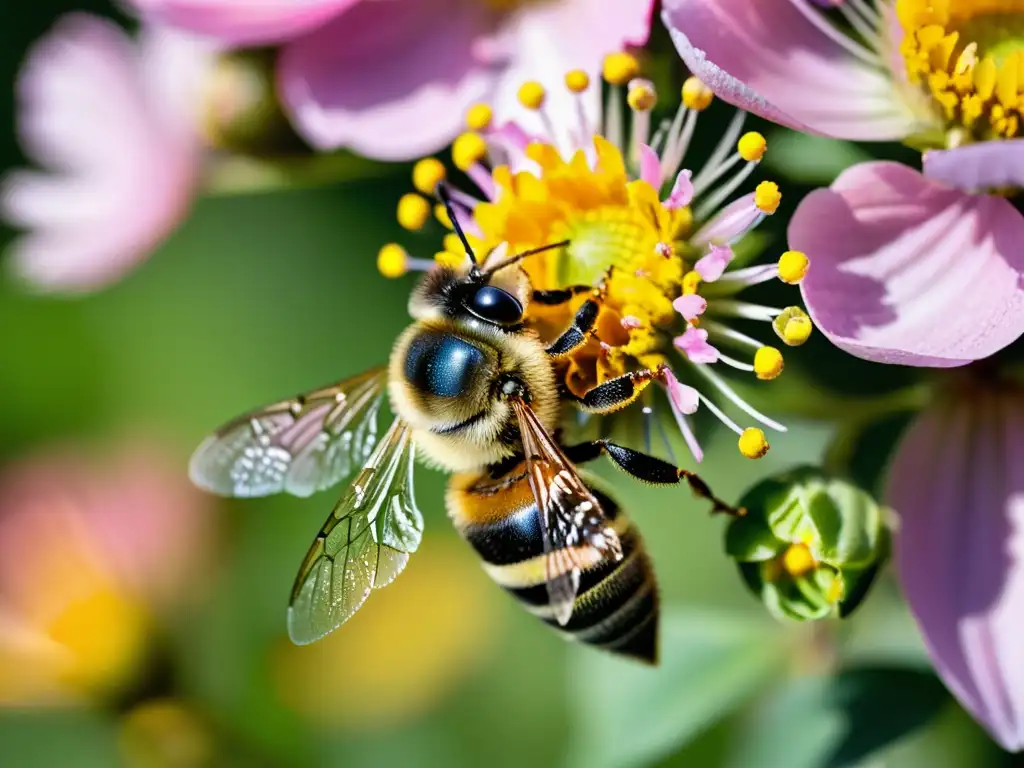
[466, 285, 523, 325]
[404, 332, 485, 399]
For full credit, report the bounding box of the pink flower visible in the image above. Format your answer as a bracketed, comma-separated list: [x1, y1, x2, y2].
[127, 0, 656, 160]
[888, 376, 1024, 751]
[1, 15, 209, 293]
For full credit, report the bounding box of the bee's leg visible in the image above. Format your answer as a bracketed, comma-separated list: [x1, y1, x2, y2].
[531, 285, 593, 306]
[545, 296, 601, 358]
[564, 440, 745, 517]
[566, 365, 667, 414]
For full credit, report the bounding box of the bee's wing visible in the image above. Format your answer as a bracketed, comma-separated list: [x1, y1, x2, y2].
[287, 419, 423, 644]
[510, 398, 623, 626]
[189, 367, 387, 498]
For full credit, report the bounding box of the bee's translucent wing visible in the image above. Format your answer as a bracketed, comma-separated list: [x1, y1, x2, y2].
[510, 398, 623, 626]
[287, 419, 423, 644]
[189, 367, 386, 498]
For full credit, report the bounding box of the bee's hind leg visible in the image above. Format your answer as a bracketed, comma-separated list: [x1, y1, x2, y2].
[564, 440, 745, 517]
[566, 366, 668, 415]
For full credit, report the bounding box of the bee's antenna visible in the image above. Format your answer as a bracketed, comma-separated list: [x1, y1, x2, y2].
[479, 240, 570, 280]
[436, 183, 478, 269]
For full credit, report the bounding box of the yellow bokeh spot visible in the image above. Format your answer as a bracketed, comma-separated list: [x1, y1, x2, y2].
[452, 132, 488, 171]
[435, 250, 466, 268]
[777, 249, 810, 284]
[397, 193, 431, 231]
[119, 700, 213, 768]
[738, 131, 767, 162]
[517, 81, 546, 110]
[377, 243, 408, 278]
[412, 157, 446, 195]
[627, 83, 657, 111]
[773, 306, 813, 346]
[781, 543, 816, 578]
[753, 347, 784, 381]
[682, 76, 714, 110]
[738, 427, 769, 459]
[754, 181, 781, 214]
[434, 203, 453, 230]
[603, 52, 640, 85]
[565, 69, 590, 93]
[465, 102, 493, 131]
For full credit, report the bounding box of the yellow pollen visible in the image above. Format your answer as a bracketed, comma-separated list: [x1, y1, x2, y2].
[465, 103, 493, 131]
[738, 427, 769, 459]
[753, 347, 784, 380]
[412, 157, 446, 195]
[682, 76, 714, 110]
[754, 181, 782, 214]
[781, 543, 816, 578]
[452, 132, 488, 171]
[603, 52, 640, 85]
[434, 203, 453, 230]
[777, 250, 810, 284]
[377, 244, 408, 278]
[397, 193, 431, 231]
[682, 270, 702, 295]
[773, 306, 813, 346]
[517, 81, 547, 110]
[738, 132, 767, 162]
[565, 69, 590, 93]
[627, 83, 657, 111]
[434, 250, 465, 268]
[443, 233, 465, 256]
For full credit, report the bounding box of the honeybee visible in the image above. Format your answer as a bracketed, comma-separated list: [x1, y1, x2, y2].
[189, 191, 737, 664]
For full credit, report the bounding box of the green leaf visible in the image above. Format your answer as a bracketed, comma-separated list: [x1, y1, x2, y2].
[566, 608, 788, 768]
[727, 667, 949, 768]
[725, 509, 786, 562]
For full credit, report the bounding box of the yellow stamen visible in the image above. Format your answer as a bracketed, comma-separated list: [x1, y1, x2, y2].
[826, 575, 845, 603]
[377, 244, 408, 278]
[452, 132, 488, 171]
[737, 132, 767, 162]
[397, 193, 431, 231]
[434, 203, 453, 230]
[754, 181, 781, 214]
[603, 52, 640, 85]
[434, 251, 466, 269]
[781, 543, 816, 578]
[773, 306, 813, 346]
[777, 250, 810, 284]
[627, 83, 657, 111]
[682, 270, 702, 295]
[518, 81, 547, 110]
[682, 76, 714, 110]
[738, 427, 769, 459]
[465, 103, 493, 131]
[753, 347, 784, 381]
[412, 157, 446, 195]
[565, 69, 590, 93]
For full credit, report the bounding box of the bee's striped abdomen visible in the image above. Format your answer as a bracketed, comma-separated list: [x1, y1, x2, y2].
[447, 467, 659, 664]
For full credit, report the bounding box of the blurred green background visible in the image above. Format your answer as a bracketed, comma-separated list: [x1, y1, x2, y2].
[0, 2, 1015, 767]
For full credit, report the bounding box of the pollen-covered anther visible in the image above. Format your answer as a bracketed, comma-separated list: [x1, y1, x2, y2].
[773, 306, 813, 346]
[452, 132, 488, 171]
[753, 347, 784, 381]
[738, 132, 767, 162]
[654, 241, 674, 258]
[565, 69, 590, 93]
[602, 52, 639, 86]
[377, 243, 408, 278]
[738, 427, 769, 459]
[397, 193, 431, 231]
[754, 181, 782, 214]
[627, 80, 657, 112]
[465, 102, 493, 131]
[781, 543, 816, 578]
[434, 203, 453, 230]
[517, 81, 546, 110]
[777, 250, 810, 284]
[682, 76, 713, 111]
[412, 157, 446, 195]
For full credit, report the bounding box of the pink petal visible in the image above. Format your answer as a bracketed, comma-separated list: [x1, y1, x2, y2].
[638, 144, 662, 188]
[674, 326, 720, 364]
[673, 293, 707, 321]
[278, 0, 498, 159]
[691, 192, 759, 247]
[694, 244, 734, 281]
[126, 0, 360, 46]
[663, 369, 703, 463]
[790, 161, 1024, 367]
[664, 169, 694, 210]
[924, 140, 1024, 194]
[1, 15, 203, 293]
[661, 0, 921, 140]
[889, 390, 1024, 751]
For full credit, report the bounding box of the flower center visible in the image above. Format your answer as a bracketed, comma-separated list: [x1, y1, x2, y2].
[898, 0, 1024, 139]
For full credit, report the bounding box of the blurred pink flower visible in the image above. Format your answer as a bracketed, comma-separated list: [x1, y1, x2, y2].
[888, 377, 1024, 752]
[1, 15, 210, 293]
[662, 0, 1024, 367]
[127, 0, 656, 160]
[0, 441, 212, 706]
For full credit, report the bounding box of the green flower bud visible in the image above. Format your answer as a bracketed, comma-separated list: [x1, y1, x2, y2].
[726, 466, 891, 621]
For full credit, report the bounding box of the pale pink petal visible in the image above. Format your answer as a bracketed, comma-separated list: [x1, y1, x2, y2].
[663, 369, 703, 463]
[1, 15, 204, 292]
[889, 390, 1024, 751]
[278, 0, 498, 159]
[691, 192, 759, 247]
[661, 0, 921, 141]
[694, 244, 734, 281]
[638, 144, 662, 188]
[673, 293, 707, 321]
[790, 162, 1024, 366]
[664, 169, 694, 210]
[674, 326, 720, 364]
[924, 140, 1024, 194]
[125, 0, 359, 45]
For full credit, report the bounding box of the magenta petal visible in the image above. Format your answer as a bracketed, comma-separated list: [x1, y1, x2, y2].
[790, 161, 1024, 367]
[664, 169, 694, 210]
[639, 144, 662, 188]
[889, 391, 1024, 751]
[924, 140, 1024, 194]
[278, 0, 497, 159]
[673, 294, 707, 321]
[674, 326, 720, 364]
[695, 244, 734, 282]
[661, 0, 919, 140]
[663, 369, 703, 463]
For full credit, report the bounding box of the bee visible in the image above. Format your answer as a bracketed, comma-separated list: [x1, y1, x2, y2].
[189, 190, 737, 664]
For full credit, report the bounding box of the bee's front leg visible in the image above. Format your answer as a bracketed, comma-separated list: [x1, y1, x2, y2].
[567, 366, 668, 415]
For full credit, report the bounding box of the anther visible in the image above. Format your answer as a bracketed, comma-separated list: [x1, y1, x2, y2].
[517, 81, 547, 110]
[627, 80, 657, 111]
[772, 306, 813, 346]
[682, 76, 713, 111]
[754, 181, 782, 214]
[377, 244, 408, 278]
[753, 347, 784, 381]
[434, 203, 453, 230]
[781, 543, 816, 578]
[738, 427, 769, 459]
[452, 132, 488, 171]
[682, 270, 702, 295]
[777, 250, 810, 284]
[412, 158, 446, 195]
[737, 132, 767, 162]
[654, 242, 674, 258]
[434, 251, 465, 269]
[565, 69, 590, 93]
[602, 52, 640, 85]
[465, 103, 493, 131]
[397, 193, 430, 231]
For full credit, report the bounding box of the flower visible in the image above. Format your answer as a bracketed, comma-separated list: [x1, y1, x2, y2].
[128, 0, 655, 161]
[0, 441, 212, 706]
[378, 58, 812, 461]
[887, 370, 1024, 752]
[1, 15, 211, 293]
[663, 0, 1024, 367]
